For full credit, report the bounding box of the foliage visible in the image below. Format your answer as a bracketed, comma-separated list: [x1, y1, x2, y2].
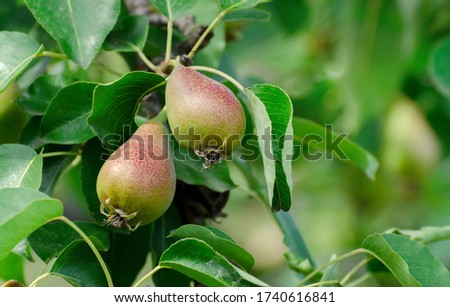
[0, 0, 449, 287]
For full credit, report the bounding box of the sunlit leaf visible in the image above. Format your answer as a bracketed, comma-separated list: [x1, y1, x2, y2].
[25, 0, 120, 68]
[0, 252, 24, 284]
[245, 84, 293, 211]
[40, 82, 97, 144]
[0, 144, 42, 190]
[363, 233, 450, 286]
[0, 31, 42, 92]
[387, 225, 450, 245]
[0, 188, 63, 261]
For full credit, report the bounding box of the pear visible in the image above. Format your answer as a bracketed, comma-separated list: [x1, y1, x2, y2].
[96, 121, 176, 230]
[165, 65, 246, 168]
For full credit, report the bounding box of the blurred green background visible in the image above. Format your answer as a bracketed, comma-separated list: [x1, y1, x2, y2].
[219, 0, 450, 285]
[2, 0, 450, 286]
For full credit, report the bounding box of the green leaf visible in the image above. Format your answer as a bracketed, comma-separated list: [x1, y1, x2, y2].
[81, 138, 108, 222]
[232, 156, 313, 265]
[172, 139, 237, 193]
[223, 8, 271, 22]
[388, 225, 450, 244]
[0, 144, 42, 190]
[169, 224, 255, 271]
[25, 0, 121, 69]
[292, 117, 379, 180]
[151, 205, 192, 286]
[362, 233, 450, 287]
[245, 84, 293, 211]
[0, 252, 24, 284]
[189, 0, 226, 68]
[159, 238, 268, 286]
[19, 116, 44, 149]
[320, 254, 340, 286]
[220, 0, 270, 11]
[40, 145, 77, 194]
[18, 75, 72, 115]
[49, 240, 107, 287]
[0, 31, 43, 92]
[104, 15, 149, 52]
[431, 35, 450, 98]
[40, 82, 97, 144]
[28, 221, 109, 263]
[150, 0, 200, 20]
[274, 211, 314, 265]
[104, 225, 152, 286]
[0, 188, 63, 261]
[88, 71, 165, 142]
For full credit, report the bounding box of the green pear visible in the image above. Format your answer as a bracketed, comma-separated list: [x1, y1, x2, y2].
[96, 121, 176, 230]
[165, 65, 246, 168]
[0, 82, 27, 144]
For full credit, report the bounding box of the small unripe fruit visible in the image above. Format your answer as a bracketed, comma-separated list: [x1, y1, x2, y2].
[2, 280, 24, 287]
[96, 121, 176, 230]
[0, 82, 26, 144]
[165, 65, 246, 168]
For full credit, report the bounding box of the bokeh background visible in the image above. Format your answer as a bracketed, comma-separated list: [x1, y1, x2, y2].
[1, 0, 450, 286]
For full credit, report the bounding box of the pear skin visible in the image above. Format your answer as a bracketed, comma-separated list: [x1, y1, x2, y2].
[96, 121, 175, 230]
[165, 65, 246, 164]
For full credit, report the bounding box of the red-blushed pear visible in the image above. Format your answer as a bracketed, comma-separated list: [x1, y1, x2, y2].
[96, 121, 176, 230]
[165, 65, 246, 168]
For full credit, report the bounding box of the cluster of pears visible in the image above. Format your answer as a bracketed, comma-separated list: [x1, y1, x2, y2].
[96, 65, 246, 230]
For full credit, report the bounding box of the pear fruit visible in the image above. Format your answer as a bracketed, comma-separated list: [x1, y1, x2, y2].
[96, 121, 176, 230]
[165, 65, 246, 168]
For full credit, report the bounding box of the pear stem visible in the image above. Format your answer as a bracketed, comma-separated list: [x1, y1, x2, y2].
[38, 51, 124, 78]
[187, 10, 227, 59]
[340, 257, 371, 285]
[38, 51, 68, 60]
[345, 272, 371, 287]
[41, 151, 79, 158]
[190, 65, 245, 93]
[132, 45, 159, 72]
[133, 265, 162, 287]
[29, 273, 51, 287]
[297, 248, 369, 287]
[165, 0, 173, 63]
[186, 1, 248, 59]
